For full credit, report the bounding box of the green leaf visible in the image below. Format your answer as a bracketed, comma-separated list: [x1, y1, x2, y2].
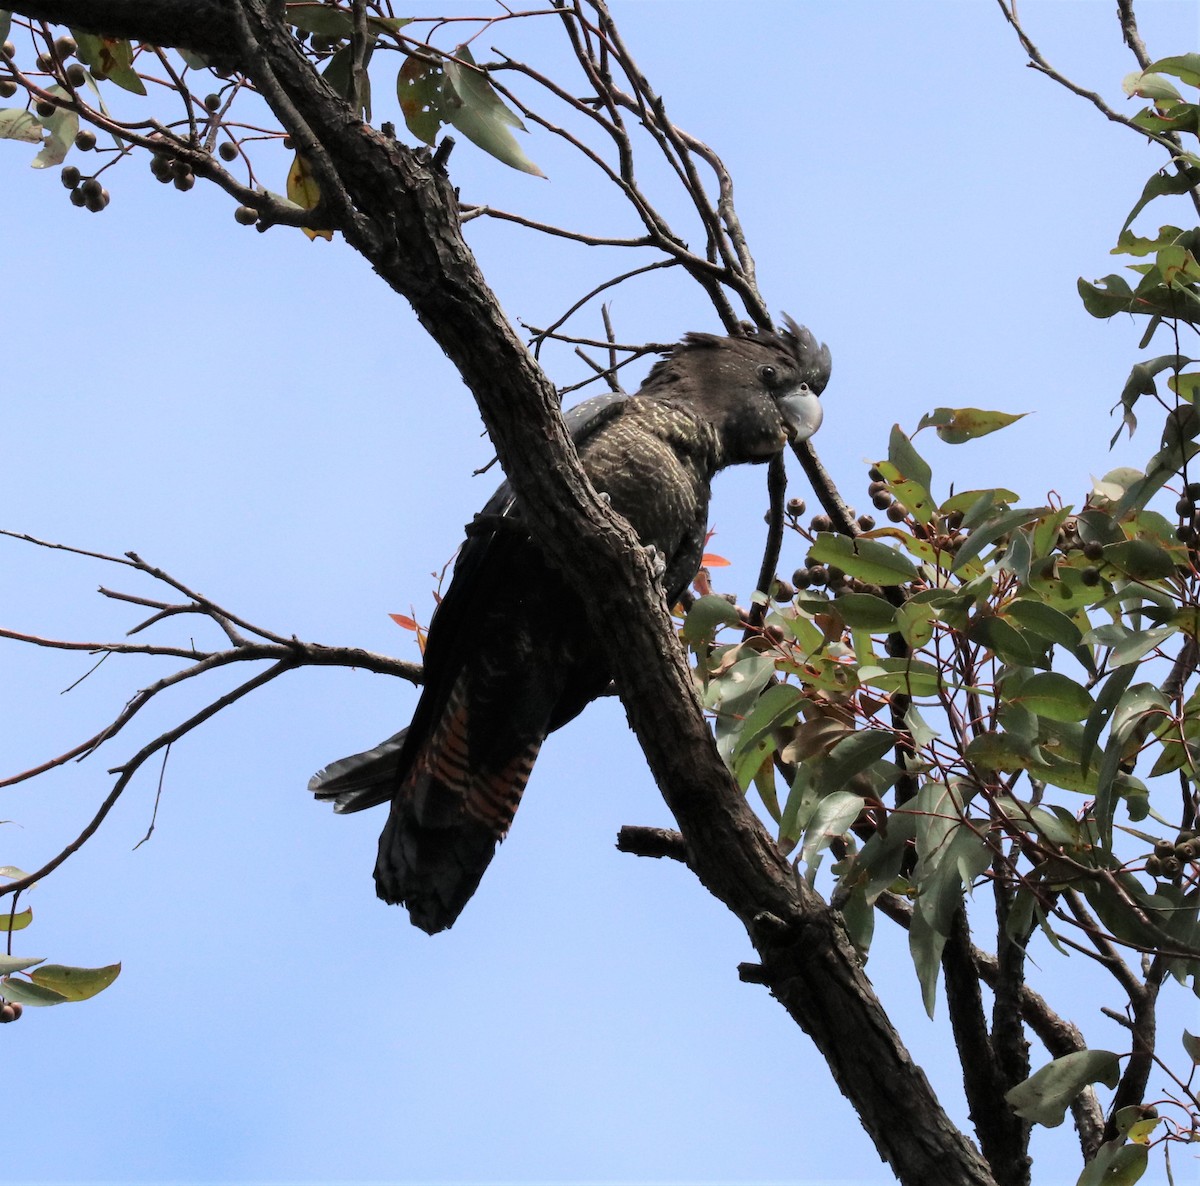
[0, 954, 43, 974]
[799, 790, 865, 871]
[1005, 599, 1084, 649]
[1183, 1029, 1200, 1063]
[0, 906, 32, 931]
[443, 45, 544, 177]
[1144, 53, 1200, 88]
[1006, 1050, 1121, 1128]
[397, 53, 448, 145]
[176, 48, 210, 71]
[887, 424, 931, 491]
[908, 901, 945, 1017]
[857, 657, 941, 697]
[32, 86, 77, 169]
[729, 684, 804, 771]
[681, 594, 742, 645]
[1081, 663, 1137, 776]
[0, 975, 68, 1006]
[1111, 353, 1195, 442]
[0, 866, 29, 880]
[942, 488, 1019, 515]
[1012, 672, 1094, 722]
[1123, 69, 1183, 102]
[779, 763, 818, 848]
[1095, 685, 1168, 840]
[1078, 273, 1138, 319]
[1108, 623, 1178, 667]
[968, 614, 1042, 667]
[711, 655, 777, 763]
[0, 12, 9, 44]
[286, 4, 353, 34]
[826, 592, 896, 631]
[323, 40, 374, 121]
[0, 108, 44, 144]
[815, 730, 896, 795]
[896, 599, 937, 649]
[919, 407, 1027, 444]
[31, 961, 121, 1001]
[1099, 537, 1176, 578]
[1076, 1140, 1148, 1186]
[808, 533, 918, 586]
[952, 507, 1042, 571]
[72, 32, 146, 96]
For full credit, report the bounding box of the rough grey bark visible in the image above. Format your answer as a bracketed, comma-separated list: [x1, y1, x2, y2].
[5, 3, 999, 1181]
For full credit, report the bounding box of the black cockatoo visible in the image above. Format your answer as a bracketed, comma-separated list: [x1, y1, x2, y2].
[310, 320, 831, 933]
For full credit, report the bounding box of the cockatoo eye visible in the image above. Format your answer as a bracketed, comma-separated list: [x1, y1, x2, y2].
[757, 364, 778, 386]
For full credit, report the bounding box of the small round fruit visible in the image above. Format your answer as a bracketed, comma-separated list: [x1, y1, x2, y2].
[886, 503, 908, 523]
[54, 35, 77, 58]
[1, 41, 15, 59]
[66, 62, 86, 86]
[79, 176, 102, 198]
[1080, 566, 1100, 587]
[868, 465, 884, 482]
[1082, 540, 1104, 561]
[35, 99, 55, 118]
[810, 514, 832, 532]
[83, 185, 109, 212]
[1154, 839, 1175, 859]
[872, 491, 893, 510]
[74, 128, 96, 150]
[857, 514, 875, 531]
[772, 580, 795, 603]
[60, 164, 80, 188]
[35, 51, 53, 71]
[0, 79, 17, 98]
[234, 204, 259, 226]
[68, 186, 86, 207]
[204, 92, 222, 112]
[218, 140, 238, 161]
[1177, 497, 1194, 518]
[0, 1004, 14, 1022]
[792, 568, 811, 589]
[786, 497, 805, 517]
[1145, 854, 1163, 876]
[173, 171, 195, 192]
[9, 1001, 22, 1020]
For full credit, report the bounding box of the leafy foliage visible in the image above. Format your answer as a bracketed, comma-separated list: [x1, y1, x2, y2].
[0, 866, 119, 1014]
[679, 44, 1200, 1174]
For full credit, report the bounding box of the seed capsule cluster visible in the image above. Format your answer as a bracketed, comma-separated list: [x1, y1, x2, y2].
[1145, 831, 1199, 881]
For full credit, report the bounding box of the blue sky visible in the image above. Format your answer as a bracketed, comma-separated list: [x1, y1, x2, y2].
[2, 2, 1199, 1183]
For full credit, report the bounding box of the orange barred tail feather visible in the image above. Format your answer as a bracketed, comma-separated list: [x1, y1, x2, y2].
[373, 682, 546, 933]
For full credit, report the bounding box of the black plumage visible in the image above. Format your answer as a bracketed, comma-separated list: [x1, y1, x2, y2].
[309, 320, 831, 933]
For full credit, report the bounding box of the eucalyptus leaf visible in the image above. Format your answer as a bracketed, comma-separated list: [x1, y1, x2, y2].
[0, 108, 43, 144]
[443, 45, 545, 177]
[0, 975, 68, 1006]
[31, 961, 121, 1001]
[1005, 1050, 1120, 1128]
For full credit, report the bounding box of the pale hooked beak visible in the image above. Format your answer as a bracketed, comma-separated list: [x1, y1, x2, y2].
[777, 385, 824, 443]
